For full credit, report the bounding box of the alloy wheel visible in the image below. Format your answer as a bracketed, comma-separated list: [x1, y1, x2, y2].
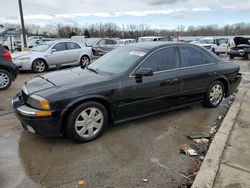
[34, 61, 46, 72]
[0, 71, 10, 89]
[209, 84, 223, 106]
[81, 56, 90, 66]
[74, 107, 104, 138]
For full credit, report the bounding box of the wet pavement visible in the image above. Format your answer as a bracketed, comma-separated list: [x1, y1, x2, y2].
[0, 58, 249, 188]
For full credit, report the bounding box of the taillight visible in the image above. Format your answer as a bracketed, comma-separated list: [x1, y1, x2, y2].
[2, 50, 12, 61]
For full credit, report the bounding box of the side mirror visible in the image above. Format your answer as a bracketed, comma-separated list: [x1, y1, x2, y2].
[135, 68, 153, 83]
[49, 49, 56, 53]
[135, 68, 153, 77]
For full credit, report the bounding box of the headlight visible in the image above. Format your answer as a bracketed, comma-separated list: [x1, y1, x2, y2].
[27, 95, 50, 110]
[18, 57, 30, 61]
[22, 85, 28, 95]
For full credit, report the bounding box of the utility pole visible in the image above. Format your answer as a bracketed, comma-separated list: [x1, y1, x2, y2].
[18, 0, 27, 48]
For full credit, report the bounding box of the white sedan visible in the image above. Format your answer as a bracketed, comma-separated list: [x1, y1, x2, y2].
[12, 40, 93, 72]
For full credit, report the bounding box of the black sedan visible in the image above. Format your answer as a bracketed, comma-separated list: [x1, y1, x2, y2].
[12, 42, 241, 142]
[0, 44, 18, 90]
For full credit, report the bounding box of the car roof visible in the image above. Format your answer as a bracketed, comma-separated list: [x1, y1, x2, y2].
[125, 41, 180, 50]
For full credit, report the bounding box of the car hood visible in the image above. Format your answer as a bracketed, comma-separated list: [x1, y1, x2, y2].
[24, 67, 112, 94]
[233, 37, 250, 46]
[12, 51, 41, 59]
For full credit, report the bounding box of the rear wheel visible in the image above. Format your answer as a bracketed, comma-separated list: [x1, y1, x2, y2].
[80, 55, 90, 66]
[204, 81, 225, 108]
[246, 53, 250, 60]
[0, 69, 12, 90]
[32, 59, 46, 73]
[67, 102, 108, 142]
[229, 54, 234, 59]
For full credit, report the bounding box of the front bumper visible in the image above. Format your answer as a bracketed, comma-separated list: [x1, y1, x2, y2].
[12, 93, 63, 137]
[13, 59, 32, 70]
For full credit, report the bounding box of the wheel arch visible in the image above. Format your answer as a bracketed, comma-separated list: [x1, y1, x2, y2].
[32, 58, 49, 69]
[60, 95, 113, 134]
[215, 77, 229, 97]
[80, 54, 90, 63]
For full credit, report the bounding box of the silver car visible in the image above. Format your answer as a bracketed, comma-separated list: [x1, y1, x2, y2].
[12, 40, 93, 72]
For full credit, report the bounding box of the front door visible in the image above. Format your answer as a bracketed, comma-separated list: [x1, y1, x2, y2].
[117, 46, 181, 120]
[47, 42, 69, 65]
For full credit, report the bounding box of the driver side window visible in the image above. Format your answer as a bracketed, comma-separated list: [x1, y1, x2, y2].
[52, 43, 66, 52]
[139, 47, 177, 72]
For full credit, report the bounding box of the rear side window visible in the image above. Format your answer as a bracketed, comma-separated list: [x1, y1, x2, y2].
[179, 46, 213, 67]
[52, 43, 66, 51]
[139, 47, 177, 72]
[66, 42, 81, 50]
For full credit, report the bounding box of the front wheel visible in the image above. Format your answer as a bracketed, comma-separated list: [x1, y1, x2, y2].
[67, 102, 108, 142]
[246, 53, 250, 60]
[32, 59, 46, 73]
[204, 81, 225, 108]
[0, 69, 12, 90]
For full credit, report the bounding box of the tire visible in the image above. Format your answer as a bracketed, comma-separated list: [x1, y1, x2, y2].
[0, 69, 12, 90]
[229, 55, 234, 59]
[246, 53, 250, 60]
[80, 55, 90, 66]
[67, 102, 108, 142]
[204, 81, 225, 108]
[32, 59, 47, 73]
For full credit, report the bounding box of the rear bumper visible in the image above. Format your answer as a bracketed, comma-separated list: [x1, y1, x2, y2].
[227, 73, 242, 96]
[12, 93, 63, 137]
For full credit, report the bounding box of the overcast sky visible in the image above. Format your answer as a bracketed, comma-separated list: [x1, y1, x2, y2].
[0, 0, 250, 29]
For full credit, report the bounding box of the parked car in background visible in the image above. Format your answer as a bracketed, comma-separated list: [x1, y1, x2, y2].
[136, 36, 172, 43]
[27, 38, 54, 48]
[194, 37, 229, 54]
[85, 38, 102, 47]
[92, 38, 119, 56]
[0, 44, 18, 90]
[12, 42, 241, 142]
[119, 39, 135, 45]
[12, 40, 93, 73]
[227, 37, 250, 60]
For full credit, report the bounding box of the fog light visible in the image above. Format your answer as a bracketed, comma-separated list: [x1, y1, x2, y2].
[26, 125, 35, 133]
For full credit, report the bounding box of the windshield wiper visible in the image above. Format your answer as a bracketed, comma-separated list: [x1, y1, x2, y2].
[86, 65, 98, 74]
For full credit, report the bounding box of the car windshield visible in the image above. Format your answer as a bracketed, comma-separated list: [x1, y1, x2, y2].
[88, 48, 147, 75]
[30, 43, 54, 52]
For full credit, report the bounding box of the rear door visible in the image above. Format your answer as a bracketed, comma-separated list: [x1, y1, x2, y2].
[65, 42, 82, 64]
[117, 46, 181, 119]
[178, 45, 218, 102]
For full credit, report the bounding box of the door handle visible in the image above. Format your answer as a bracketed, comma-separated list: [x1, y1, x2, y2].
[161, 78, 179, 86]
